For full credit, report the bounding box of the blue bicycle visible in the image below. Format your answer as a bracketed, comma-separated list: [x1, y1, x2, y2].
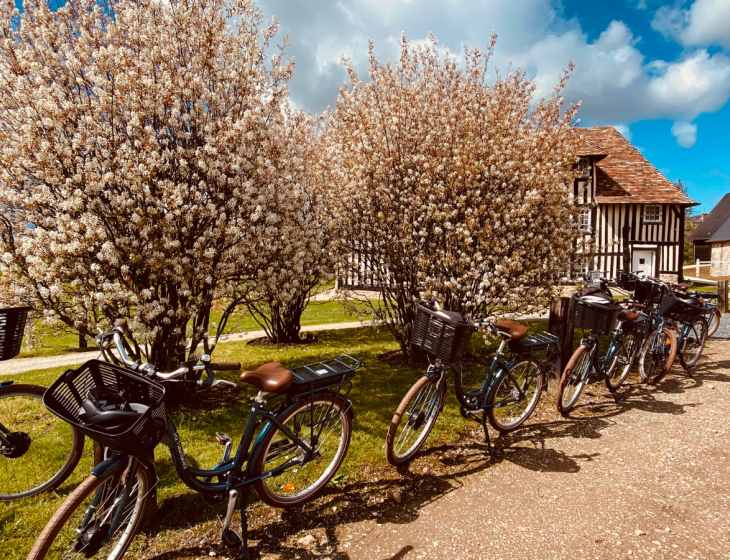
[385, 300, 557, 465]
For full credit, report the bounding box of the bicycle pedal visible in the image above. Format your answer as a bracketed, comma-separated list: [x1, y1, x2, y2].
[222, 528, 243, 549]
[214, 432, 232, 445]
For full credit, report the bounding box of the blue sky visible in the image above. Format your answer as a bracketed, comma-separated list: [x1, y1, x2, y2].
[255, 0, 730, 213]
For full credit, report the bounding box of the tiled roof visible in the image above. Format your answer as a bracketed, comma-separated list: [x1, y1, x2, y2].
[577, 126, 697, 205]
[690, 193, 730, 242]
[576, 138, 607, 160]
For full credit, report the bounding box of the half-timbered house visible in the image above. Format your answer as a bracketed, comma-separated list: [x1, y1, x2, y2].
[576, 127, 697, 282]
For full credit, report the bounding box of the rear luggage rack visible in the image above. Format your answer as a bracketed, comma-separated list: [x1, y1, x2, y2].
[288, 355, 360, 397]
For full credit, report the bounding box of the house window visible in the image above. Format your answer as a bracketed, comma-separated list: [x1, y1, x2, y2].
[643, 205, 662, 223]
[578, 207, 591, 231]
[577, 158, 590, 178]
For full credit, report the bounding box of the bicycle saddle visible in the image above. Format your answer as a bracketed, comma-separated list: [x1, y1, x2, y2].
[618, 310, 639, 322]
[240, 363, 293, 393]
[494, 320, 527, 340]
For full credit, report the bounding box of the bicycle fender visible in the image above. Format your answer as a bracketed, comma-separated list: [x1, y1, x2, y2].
[91, 455, 128, 478]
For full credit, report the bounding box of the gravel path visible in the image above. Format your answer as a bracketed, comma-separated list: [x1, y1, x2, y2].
[332, 341, 730, 560]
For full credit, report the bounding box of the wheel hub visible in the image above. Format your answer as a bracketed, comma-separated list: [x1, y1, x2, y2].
[1, 431, 31, 459]
[407, 410, 426, 430]
[74, 522, 111, 556]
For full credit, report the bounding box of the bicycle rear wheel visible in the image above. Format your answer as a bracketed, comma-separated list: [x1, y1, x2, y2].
[706, 307, 721, 337]
[605, 332, 637, 391]
[28, 458, 155, 559]
[680, 317, 708, 368]
[385, 375, 446, 467]
[252, 394, 353, 508]
[556, 345, 592, 416]
[0, 384, 84, 501]
[639, 327, 677, 384]
[486, 358, 544, 433]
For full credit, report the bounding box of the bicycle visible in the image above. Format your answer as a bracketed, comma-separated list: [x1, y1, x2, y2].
[1, 307, 84, 501]
[30, 322, 359, 559]
[385, 300, 558, 466]
[556, 291, 646, 415]
[642, 289, 708, 382]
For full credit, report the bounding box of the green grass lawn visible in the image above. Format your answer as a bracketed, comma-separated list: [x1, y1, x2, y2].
[1, 320, 565, 558]
[18, 300, 372, 359]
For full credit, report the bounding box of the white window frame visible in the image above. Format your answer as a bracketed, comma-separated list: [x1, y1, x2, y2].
[643, 204, 662, 223]
[578, 206, 591, 231]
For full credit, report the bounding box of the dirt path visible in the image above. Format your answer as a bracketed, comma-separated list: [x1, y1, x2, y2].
[221, 341, 729, 560]
[336, 341, 730, 560]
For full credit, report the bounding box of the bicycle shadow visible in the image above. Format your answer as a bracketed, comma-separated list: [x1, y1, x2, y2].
[140, 347, 730, 560]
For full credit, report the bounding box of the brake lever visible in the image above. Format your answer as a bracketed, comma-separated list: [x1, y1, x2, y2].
[198, 379, 236, 389]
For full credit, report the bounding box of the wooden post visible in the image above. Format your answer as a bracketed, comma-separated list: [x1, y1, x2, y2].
[79, 331, 87, 349]
[548, 291, 575, 391]
[696, 259, 700, 277]
[718, 279, 728, 314]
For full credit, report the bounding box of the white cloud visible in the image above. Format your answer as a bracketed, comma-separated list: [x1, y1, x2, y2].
[256, 0, 730, 144]
[652, 0, 730, 50]
[613, 124, 633, 142]
[671, 122, 698, 148]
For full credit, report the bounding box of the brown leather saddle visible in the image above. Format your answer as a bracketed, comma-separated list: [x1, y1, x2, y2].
[240, 362, 293, 394]
[494, 320, 527, 341]
[618, 309, 639, 322]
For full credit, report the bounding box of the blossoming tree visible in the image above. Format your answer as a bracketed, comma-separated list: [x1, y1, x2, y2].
[236, 111, 336, 344]
[0, 0, 294, 369]
[323, 34, 582, 357]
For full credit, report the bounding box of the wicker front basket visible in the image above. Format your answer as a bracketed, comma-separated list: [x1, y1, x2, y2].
[0, 307, 31, 361]
[572, 295, 621, 336]
[44, 360, 167, 457]
[411, 303, 475, 364]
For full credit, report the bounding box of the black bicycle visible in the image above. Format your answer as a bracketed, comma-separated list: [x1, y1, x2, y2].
[30, 322, 358, 559]
[385, 300, 557, 466]
[1, 307, 84, 501]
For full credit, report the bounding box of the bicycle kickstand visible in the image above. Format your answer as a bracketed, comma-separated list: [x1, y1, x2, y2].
[481, 412, 494, 457]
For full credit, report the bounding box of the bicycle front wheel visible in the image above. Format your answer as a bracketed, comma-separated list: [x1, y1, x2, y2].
[0, 384, 84, 501]
[681, 317, 708, 368]
[486, 358, 544, 433]
[556, 345, 592, 416]
[639, 327, 677, 384]
[706, 307, 721, 337]
[605, 332, 637, 391]
[385, 375, 446, 467]
[28, 458, 155, 559]
[252, 394, 353, 508]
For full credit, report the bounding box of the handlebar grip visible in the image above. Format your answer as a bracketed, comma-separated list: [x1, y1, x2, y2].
[209, 362, 241, 371]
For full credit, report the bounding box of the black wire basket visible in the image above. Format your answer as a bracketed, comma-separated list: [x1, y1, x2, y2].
[0, 307, 31, 361]
[634, 279, 663, 305]
[658, 291, 706, 324]
[411, 303, 475, 364]
[617, 271, 638, 291]
[43, 360, 167, 457]
[572, 295, 621, 336]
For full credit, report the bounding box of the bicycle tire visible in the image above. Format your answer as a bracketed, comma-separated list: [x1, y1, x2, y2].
[385, 375, 446, 467]
[486, 357, 544, 433]
[706, 308, 721, 337]
[28, 458, 155, 559]
[252, 394, 353, 508]
[0, 384, 84, 501]
[639, 327, 677, 384]
[680, 317, 708, 368]
[556, 345, 591, 416]
[605, 332, 637, 391]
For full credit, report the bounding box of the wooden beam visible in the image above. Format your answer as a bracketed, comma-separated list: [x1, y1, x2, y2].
[548, 292, 575, 390]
